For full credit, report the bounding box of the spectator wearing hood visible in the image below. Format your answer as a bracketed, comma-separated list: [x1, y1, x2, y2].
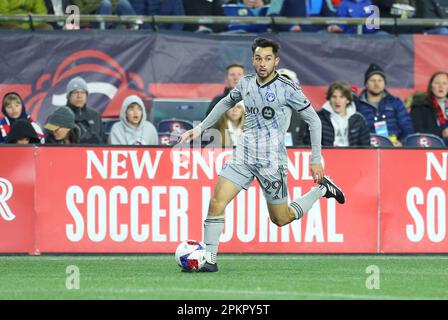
[65, 77, 106, 144]
[303, 81, 370, 146]
[5, 119, 41, 144]
[356, 63, 414, 146]
[109, 95, 158, 145]
[44, 106, 81, 144]
[0, 92, 45, 144]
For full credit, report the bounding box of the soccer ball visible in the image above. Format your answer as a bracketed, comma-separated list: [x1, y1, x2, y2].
[175, 240, 206, 272]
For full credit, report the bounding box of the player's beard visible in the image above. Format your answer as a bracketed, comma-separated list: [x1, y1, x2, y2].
[257, 67, 275, 82]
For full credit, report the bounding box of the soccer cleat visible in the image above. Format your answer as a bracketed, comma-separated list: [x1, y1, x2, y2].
[198, 262, 219, 273]
[318, 176, 345, 204]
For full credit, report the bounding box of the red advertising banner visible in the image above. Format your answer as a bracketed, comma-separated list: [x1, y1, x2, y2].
[380, 150, 448, 253]
[9, 146, 447, 254]
[33, 147, 377, 253]
[0, 147, 35, 253]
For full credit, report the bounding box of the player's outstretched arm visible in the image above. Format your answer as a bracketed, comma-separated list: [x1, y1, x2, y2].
[300, 106, 325, 182]
[178, 93, 242, 145]
[178, 127, 201, 144]
[201, 94, 242, 131]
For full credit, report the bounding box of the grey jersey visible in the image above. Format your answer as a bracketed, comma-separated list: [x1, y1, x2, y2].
[200, 72, 322, 168]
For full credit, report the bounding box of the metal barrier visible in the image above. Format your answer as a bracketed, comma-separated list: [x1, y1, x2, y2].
[1, 14, 448, 33]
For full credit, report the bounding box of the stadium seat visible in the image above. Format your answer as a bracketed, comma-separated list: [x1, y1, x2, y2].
[403, 133, 446, 148]
[222, 4, 270, 33]
[149, 98, 210, 127]
[370, 134, 394, 148]
[158, 132, 179, 146]
[102, 118, 120, 138]
[157, 118, 193, 135]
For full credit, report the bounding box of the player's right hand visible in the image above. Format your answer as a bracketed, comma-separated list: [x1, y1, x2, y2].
[310, 163, 325, 183]
[178, 127, 201, 144]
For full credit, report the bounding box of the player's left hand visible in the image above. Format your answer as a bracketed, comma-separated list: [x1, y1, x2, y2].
[177, 127, 201, 145]
[310, 163, 325, 183]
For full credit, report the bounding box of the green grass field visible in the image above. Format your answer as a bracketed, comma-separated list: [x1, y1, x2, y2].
[0, 254, 447, 300]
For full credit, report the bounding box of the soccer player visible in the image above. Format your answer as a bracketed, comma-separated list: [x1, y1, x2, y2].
[178, 37, 345, 272]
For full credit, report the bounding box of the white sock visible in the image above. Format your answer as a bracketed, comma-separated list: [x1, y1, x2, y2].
[289, 185, 326, 219]
[206, 252, 217, 264]
[203, 215, 225, 264]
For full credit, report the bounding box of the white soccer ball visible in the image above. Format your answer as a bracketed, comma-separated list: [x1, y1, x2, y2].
[175, 240, 206, 272]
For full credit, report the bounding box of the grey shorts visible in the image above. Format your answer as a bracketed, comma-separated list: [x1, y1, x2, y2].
[219, 161, 289, 204]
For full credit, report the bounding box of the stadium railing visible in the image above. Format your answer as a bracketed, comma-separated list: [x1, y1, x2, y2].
[1, 14, 448, 34]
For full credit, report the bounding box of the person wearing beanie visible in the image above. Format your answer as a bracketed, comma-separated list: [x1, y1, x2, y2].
[5, 119, 41, 144]
[65, 76, 105, 144]
[356, 63, 414, 146]
[108, 95, 158, 145]
[0, 92, 45, 143]
[44, 106, 81, 144]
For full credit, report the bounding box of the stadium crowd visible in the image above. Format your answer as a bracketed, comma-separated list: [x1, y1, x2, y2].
[0, 0, 447, 34]
[0, 0, 447, 147]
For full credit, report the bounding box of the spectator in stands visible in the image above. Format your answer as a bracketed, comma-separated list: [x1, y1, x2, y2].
[327, 0, 384, 34]
[73, 0, 136, 15]
[0, 0, 54, 30]
[356, 64, 414, 146]
[268, 0, 336, 32]
[0, 92, 45, 144]
[206, 63, 246, 117]
[130, 0, 185, 30]
[277, 68, 306, 146]
[183, 0, 228, 33]
[404, 91, 425, 113]
[415, 0, 448, 34]
[211, 101, 245, 147]
[303, 81, 370, 146]
[73, 0, 136, 28]
[5, 119, 41, 144]
[44, 0, 72, 29]
[410, 71, 448, 145]
[226, 0, 266, 8]
[240, 0, 266, 11]
[44, 106, 81, 144]
[223, 0, 269, 32]
[65, 77, 106, 144]
[109, 95, 158, 145]
[373, 0, 418, 34]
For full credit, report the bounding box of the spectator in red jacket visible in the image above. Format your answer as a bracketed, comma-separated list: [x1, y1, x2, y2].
[410, 71, 448, 145]
[5, 119, 41, 144]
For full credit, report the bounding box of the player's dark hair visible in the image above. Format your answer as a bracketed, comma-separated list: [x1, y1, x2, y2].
[251, 37, 280, 56]
[226, 63, 245, 73]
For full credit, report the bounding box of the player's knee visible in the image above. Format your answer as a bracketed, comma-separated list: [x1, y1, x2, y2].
[269, 215, 288, 227]
[209, 197, 227, 215]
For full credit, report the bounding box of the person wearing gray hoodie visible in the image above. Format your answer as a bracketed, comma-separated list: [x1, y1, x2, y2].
[109, 95, 158, 145]
[303, 81, 370, 146]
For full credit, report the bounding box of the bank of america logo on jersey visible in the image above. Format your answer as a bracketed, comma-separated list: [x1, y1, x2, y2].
[0, 178, 15, 221]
